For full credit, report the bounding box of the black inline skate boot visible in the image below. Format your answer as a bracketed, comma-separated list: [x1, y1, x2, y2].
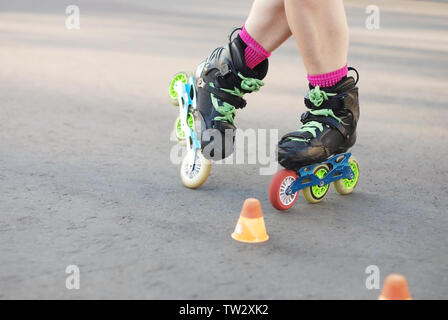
[277, 68, 360, 170]
[195, 28, 268, 160]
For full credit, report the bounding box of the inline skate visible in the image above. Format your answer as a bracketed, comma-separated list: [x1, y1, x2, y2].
[168, 28, 268, 188]
[269, 68, 360, 210]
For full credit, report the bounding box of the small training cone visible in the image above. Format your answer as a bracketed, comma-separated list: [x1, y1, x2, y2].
[378, 274, 412, 300]
[231, 198, 269, 243]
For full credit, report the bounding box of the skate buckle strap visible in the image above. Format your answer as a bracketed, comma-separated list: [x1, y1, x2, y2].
[206, 83, 247, 109]
[305, 86, 347, 111]
[309, 86, 336, 106]
[286, 108, 349, 143]
[209, 72, 264, 126]
[207, 72, 263, 111]
[238, 73, 264, 92]
[281, 129, 314, 143]
[301, 110, 350, 139]
[220, 73, 263, 97]
[219, 63, 231, 77]
[212, 102, 237, 125]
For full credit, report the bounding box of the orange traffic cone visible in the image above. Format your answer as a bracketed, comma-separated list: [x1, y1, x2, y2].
[231, 198, 269, 243]
[378, 274, 412, 300]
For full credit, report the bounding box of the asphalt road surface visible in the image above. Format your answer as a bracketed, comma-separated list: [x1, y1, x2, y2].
[1, 0, 447, 299]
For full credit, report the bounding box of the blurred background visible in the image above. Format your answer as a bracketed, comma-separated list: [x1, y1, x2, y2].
[1, 0, 447, 299]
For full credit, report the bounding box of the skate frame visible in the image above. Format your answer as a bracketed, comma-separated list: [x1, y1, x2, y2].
[286, 152, 355, 195]
[174, 77, 201, 168]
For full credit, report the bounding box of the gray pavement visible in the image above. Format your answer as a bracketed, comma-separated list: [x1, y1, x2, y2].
[0, 0, 447, 299]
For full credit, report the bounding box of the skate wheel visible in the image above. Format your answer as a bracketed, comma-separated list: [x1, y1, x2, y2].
[334, 156, 359, 195]
[174, 116, 186, 146]
[302, 164, 330, 204]
[174, 113, 195, 146]
[269, 169, 299, 211]
[168, 72, 189, 106]
[180, 151, 211, 189]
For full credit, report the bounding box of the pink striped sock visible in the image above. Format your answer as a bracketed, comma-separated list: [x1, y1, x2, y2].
[239, 26, 271, 69]
[307, 65, 348, 88]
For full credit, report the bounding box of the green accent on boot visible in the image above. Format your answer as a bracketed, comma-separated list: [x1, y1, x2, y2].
[288, 137, 309, 142]
[239, 73, 264, 92]
[220, 73, 264, 97]
[308, 86, 336, 107]
[288, 88, 346, 143]
[210, 83, 237, 125]
[294, 121, 324, 140]
[309, 108, 344, 123]
[221, 87, 244, 97]
[209, 73, 264, 125]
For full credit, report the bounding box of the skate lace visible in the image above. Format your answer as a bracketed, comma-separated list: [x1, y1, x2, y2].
[308, 86, 336, 107]
[289, 87, 344, 142]
[239, 73, 264, 92]
[211, 73, 264, 125]
[210, 93, 237, 125]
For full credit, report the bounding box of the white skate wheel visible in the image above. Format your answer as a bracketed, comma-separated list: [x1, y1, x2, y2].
[180, 151, 211, 189]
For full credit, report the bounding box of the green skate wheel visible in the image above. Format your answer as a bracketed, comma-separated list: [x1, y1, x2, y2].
[302, 164, 330, 204]
[174, 113, 195, 146]
[168, 72, 189, 106]
[334, 156, 359, 195]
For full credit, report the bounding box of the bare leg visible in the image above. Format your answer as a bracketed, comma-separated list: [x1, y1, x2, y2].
[186, 0, 292, 160]
[244, 0, 292, 52]
[284, 0, 349, 75]
[277, 0, 360, 171]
